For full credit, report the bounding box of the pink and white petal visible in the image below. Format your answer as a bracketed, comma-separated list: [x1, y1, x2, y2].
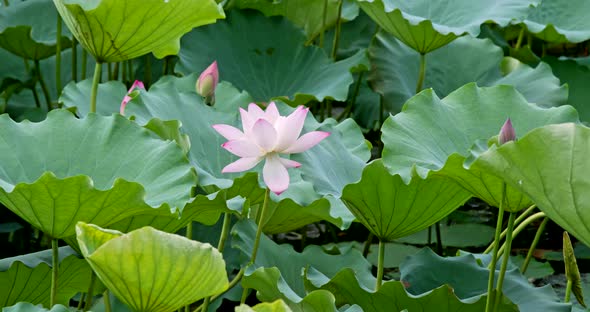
[247, 103, 265, 120]
[240, 108, 255, 136]
[120, 95, 132, 115]
[128, 80, 145, 92]
[279, 158, 301, 168]
[283, 131, 331, 154]
[264, 102, 279, 124]
[263, 154, 290, 195]
[222, 157, 263, 173]
[251, 119, 277, 151]
[275, 106, 308, 151]
[222, 140, 262, 157]
[212, 124, 245, 140]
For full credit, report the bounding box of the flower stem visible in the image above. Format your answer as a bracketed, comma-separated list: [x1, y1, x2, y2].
[362, 231, 374, 257]
[376, 239, 385, 291]
[493, 211, 516, 312]
[55, 15, 62, 94]
[514, 27, 525, 50]
[90, 62, 102, 113]
[201, 213, 232, 311]
[330, 0, 343, 60]
[194, 268, 245, 312]
[50, 239, 59, 307]
[241, 188, 271, 304]
[415, 53, 426, 94]
[81, 50, 87, 79]
[318, 0, 328, 48]
[338, 71, 364, 122]
[84, 272, 97, 311]
[521, 217, 549, 274]
[72, 39, 77, 82]
[485, 183, 506, 312]
[35, 60, 52, 110]
[435, 221, 443, 255]
[484, 204, 536, 254]
[103, 290, 111, 312]
[497, 212, 545, 259]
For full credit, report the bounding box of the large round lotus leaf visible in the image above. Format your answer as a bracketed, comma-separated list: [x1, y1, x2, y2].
[370, 32, 567, 113]
[0, 247, 98, 307]
[53, 0, 224, 62]
[357, 0, 537, 53]
[234, 0, 359, 42]
[0, 0, 71, 60]
[399, 248, 570, 311]
[124, 76, 364, 232]
[177, 9, 366, 105]
[523, 0, 590, 43]
[474, 123, 590, 248]
[305, 268, 494, 311]
[382, 84, 578, 212]
[76, 222, 228, 312]
[341, 160, 471, 241]
[0, 109, 196, 238]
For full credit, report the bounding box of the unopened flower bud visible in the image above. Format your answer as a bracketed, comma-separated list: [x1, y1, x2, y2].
[498, 118, 516, 145]
[196, 61, 218, 103]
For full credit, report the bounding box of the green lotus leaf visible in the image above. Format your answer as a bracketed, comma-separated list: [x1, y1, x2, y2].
[305, 268, 493, 311]
[177, 9, 365, 105]
[543, 57, 590, 122]
[234, 219, 375, 307]
[394, 223, 495, 248]
[382, 84, 578, 212]
[523, 0, 590, 43]
[399, 248, 570, 311]
[76, 222, 228, 312]
[53, 0, 225, 62]
[357, 0, 537, 53]
[369, 32, 567, 113]
[124, 76, 362, 232]
[0, 109, 196, 238]
[60, 79, 126, 116]
[341, 160, 471, 241]
[234, 0, 359, 41]
[0, 0, 71, 60]
[473, 123, 590, 248]
[236, 300, 294, 312]
[2, 303, 72, 312]
[0, 247, 97, 307]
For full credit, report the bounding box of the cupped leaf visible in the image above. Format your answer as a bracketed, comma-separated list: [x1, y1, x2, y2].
[234, 0, 359, 41]
[523, 0, 590, 43]
[0, 0, 71, 60]
[400, 248, 570, 311]
[382, 84, 578, 212]
[2, 303, 71, 312]
[53, 0, 225, 62]
[76, 222, 228, 312]
[124, 76, 363, 232]
[0, 247, 97, 307]
[0, 109, 196, 238]
[234, 219, 375, 307]
[474, 123, 590, 248]
[357, 0, 538, 53]
[305, 268, 493, 311]
[177, 9, 365, 105]
[369, 32, 567, 113]
[341, 160, 471, 241]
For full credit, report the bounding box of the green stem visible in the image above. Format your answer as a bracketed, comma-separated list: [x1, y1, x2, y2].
[493, 212, 516, 312]
[200, 213, 232, 312]
[330, 0, 343, 60]
[565, 279, 573, 303]
[72, 39, 78, 82]
[183, 221, 193, 312]
[90, 62, 102, 113]
[241, 188, 271, 304]
[435, 221, 443, 255]
[338, 71, 364, 121]
[485, 184, 506, 312]
[107, 63, 113, 81]
[144, 54, 152, 86]
[113, 62, 120, 80]
[319, 0, 328, 48]
[362, 232, 374, 257]
[32, 87, 41, 108]
[50, 239, 59, 306]
[35, 60, 52, 110]
[127, 60, 133, 82]
[2, 0, 8, 6]
[55, 15, 62, 93]
[514, 27, 525, 50]
[521, 217, 549, 274]
[122, 60, 127, 84]
[81, 50, 87, 79]
[77, 293, 85, 310]
[484, 204, 536, 254]
[194, 268, 245, 312]
[84, 272, 97, 311]
[376, 239, 385, 291]
[415, 53, 426, 94]
[497, 212, 545, 259]
[103, 290, 111, 312]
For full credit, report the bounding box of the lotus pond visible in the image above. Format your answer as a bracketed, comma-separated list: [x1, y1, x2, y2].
[2, 0, 590, 311]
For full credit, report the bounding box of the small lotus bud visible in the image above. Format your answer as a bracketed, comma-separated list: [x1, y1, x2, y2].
[498, 118, 516, 145]
[120, 80, 145, 115]
[196, 61, 219, 103]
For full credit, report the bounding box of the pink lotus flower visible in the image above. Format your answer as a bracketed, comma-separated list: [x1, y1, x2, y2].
[120, 80, 145, 115]
[196, 61, 219, 101]
[213, 102, 330, 195]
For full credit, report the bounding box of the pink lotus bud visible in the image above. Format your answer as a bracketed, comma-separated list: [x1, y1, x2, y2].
[498, 118, 516, 145]
[196, 61, 219, 100]
[120, 80, 145, 115]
